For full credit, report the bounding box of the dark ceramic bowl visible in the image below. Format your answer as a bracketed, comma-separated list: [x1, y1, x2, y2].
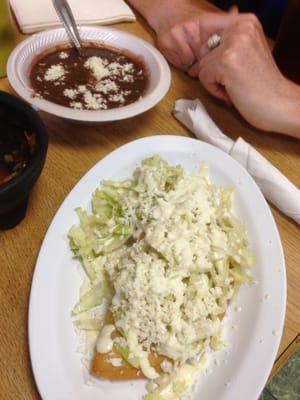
[0, 91, 48, 229]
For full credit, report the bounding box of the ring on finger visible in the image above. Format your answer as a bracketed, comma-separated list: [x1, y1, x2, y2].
[207, 33, 221, 50]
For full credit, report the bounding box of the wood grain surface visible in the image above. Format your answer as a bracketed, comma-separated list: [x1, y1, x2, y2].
[0, 6, 299, 400]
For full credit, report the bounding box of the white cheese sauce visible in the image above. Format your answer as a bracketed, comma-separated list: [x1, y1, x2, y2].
[96, 324, 115, 354]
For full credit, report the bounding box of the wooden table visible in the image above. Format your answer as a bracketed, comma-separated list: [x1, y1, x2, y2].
[0, 7, 299, 400]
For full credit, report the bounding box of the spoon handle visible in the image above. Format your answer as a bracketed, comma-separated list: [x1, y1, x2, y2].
[52, 0, 82, 53]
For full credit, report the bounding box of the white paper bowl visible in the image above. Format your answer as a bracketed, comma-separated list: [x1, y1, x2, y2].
[7, 26, 171, 124]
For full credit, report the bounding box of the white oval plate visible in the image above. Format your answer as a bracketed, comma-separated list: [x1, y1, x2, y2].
[7, 27, 170, 123]
[29, 136, 286, 400]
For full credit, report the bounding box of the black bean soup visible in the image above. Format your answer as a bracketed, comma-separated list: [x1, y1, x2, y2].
[29, 43, 148, 111]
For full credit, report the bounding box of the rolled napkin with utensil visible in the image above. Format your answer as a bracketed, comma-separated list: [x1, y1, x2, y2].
[10, 0, 135, 34]
[174, 98, 300, 224]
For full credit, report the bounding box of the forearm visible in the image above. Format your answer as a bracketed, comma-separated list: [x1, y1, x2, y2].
[126, 0, 206, 32]
[125, 0, 170, 22]
[277, 80, 300, 138]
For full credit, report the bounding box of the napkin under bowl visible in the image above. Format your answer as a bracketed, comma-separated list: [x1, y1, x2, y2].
[10, 0, 136, 34]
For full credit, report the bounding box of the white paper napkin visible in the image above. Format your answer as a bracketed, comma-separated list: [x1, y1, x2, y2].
[174, 98, 300, 224]
[10, 0, 136, 34]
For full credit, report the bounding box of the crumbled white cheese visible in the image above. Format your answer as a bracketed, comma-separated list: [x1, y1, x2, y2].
[122, 74, 134, 83]
[59, 51, 69, 59]
[69, 84, 109, 109]
[95, 79, 118, 94]
[84, 56, 136, 87]
[44, 64, 65, 81]
[78, 85, 87, 93]
[109, 357, 123, 367]
[84, 56, 110, 80]
[109, 93, 125, 103]
[108, 61, 123, 76]
[83, 90, 107, 110]
[122, 63, 134, 73]
[70, 101, 83, 110]
[63, 88, 78, 99]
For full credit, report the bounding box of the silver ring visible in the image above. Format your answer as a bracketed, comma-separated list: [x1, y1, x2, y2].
[207, 34, 221, 50]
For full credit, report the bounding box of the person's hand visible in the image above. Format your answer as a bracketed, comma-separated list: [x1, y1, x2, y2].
[127, 0, 238, 69]
[188, 13, 300, 135]
[127, 0, 300, 137]
[150, 2, 238, 70]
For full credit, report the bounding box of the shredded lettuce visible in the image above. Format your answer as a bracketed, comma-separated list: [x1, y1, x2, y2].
[73, 318, 103, 331]
[68, 155, 254, 400]
[72, 281, 111, 316]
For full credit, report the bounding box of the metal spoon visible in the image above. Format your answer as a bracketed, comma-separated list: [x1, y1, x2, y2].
[52, 0, 83, 55]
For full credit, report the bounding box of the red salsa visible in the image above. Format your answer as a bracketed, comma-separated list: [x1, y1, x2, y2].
[0, 129, 36, 186]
